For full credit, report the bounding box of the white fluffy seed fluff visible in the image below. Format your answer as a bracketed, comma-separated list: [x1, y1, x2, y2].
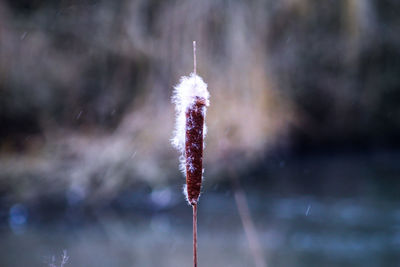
[171, 73, 210, 175]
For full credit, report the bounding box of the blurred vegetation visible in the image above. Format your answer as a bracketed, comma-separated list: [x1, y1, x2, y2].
[0, 0, 399, 202]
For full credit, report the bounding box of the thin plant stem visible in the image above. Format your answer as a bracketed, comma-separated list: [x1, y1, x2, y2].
[230, 168, 266, 267]
[193, 203, 198, 267]
[193, 41, 197, 75]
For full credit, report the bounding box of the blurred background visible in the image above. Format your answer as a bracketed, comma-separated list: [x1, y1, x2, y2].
[0, 0, 400, 266]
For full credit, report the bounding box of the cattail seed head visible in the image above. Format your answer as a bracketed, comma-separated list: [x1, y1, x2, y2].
[172, 73, 210, 205]
[185, 96, 205, 204]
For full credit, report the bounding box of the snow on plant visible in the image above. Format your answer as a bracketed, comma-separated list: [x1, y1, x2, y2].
[171, 41, 210, 267]
[171, 43, 210, 205]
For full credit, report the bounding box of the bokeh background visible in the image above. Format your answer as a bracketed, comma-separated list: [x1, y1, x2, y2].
[1, 0, 400, 266]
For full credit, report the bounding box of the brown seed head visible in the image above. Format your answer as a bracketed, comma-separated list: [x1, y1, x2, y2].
[185, 96, 206, 205]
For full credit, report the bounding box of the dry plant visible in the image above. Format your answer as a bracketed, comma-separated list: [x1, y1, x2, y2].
[172, 42, 210, 267]
[49, 250, 69, 267]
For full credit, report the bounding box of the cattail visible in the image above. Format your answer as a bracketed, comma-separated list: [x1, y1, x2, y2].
[184, 96, 206, 204]
[172, 41, 209, 267]
[172, 42, 209, 205]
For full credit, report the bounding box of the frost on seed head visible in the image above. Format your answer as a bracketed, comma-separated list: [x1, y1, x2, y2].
[172, 73, 209, 205]
[182, 184, 189, 205]
[171, 73, 210, 157]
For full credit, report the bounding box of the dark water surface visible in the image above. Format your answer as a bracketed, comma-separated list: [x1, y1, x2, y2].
[0, 152, 399, 267]
[1, 195, 399, 267]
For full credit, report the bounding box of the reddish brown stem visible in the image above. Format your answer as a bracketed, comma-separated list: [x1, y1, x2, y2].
[193, 204, 198, 267]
